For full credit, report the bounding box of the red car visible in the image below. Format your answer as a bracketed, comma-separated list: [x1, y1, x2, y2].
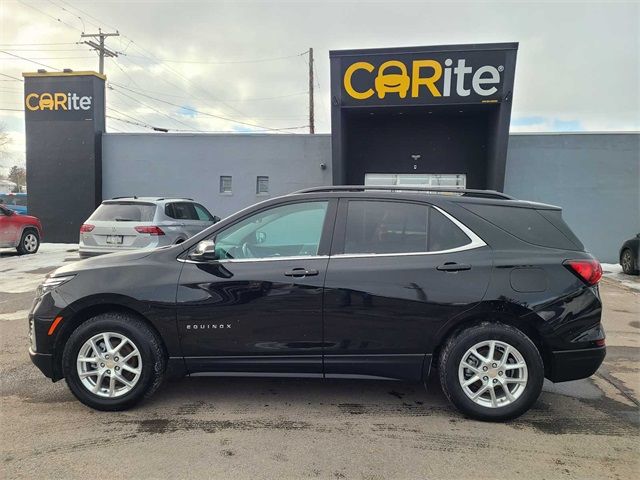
[0, 204, 42, 254]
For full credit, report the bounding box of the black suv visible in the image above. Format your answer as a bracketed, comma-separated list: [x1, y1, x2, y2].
[29, 187, 605, 421]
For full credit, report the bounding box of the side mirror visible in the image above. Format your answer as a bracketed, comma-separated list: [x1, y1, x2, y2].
[189, 240, 217, 261]
[212, 216, 221, 223]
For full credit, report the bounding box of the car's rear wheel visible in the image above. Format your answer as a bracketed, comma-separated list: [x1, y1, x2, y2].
[438, 322, 544, 421]
[16, 228, 39, 255]
[62, 312, 165, 411]
[621, 248, 638, 275]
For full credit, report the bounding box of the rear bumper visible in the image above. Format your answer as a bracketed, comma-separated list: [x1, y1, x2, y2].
[29, 348, 56, 380]
[546, 346, 606, 382]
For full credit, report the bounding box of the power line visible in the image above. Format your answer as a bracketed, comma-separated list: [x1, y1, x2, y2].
[108, 87, 204, 132]
[47, 0, 280, 126]
[109, 82, 308, 132]
[0, 48, 85, 51]
[2, 56, 96, 60]
[57, 0, 119, 32]
[124, 51, 308, 65]
[0, 42, 79, 46]
[0, 73, 24, 82]
[16, 0, 83, 32]
[22, 1, 310, 132]
[0, 50, 60, 70]
[106, 114, 158, 131]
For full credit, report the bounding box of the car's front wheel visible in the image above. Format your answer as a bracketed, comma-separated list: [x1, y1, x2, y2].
[438, 322, 544, 421]
[62, 312, 165, 411]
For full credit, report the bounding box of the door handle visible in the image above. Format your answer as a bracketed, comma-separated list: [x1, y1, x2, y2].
[436, 262, 471, 272]
[284, 267, 319, 277]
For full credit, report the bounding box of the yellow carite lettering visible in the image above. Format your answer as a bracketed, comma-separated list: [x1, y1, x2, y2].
[54, 92, 68, 110]
[38, 93, 54, 110]
[375, 60, 410, 99]
[344, 62, 375, 100]
[25, 93, 39, 111]
[411, 60, 442, 97]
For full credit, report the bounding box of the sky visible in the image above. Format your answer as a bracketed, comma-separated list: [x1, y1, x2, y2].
[1, 0, 639, 174]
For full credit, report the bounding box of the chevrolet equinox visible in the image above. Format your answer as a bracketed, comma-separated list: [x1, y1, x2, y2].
[29, 186, 606, 421]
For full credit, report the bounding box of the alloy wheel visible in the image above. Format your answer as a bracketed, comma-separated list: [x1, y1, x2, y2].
[458, 340, 528, 409]
[76, 332, 142, 398]
[23, 233, 38, 253]
[622, 250, 633, 273]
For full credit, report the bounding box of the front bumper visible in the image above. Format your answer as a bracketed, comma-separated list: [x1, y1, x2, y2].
[29, 348, 56, 379]
[547, 346, 606, 382]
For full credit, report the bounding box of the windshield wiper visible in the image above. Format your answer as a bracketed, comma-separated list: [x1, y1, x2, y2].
[114, 217, 135, 222]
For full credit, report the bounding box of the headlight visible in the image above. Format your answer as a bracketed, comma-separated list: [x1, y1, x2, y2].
[39, 275, 76, 293]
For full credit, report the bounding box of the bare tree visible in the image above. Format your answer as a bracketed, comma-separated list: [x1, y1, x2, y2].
[0, 122, 12, 179]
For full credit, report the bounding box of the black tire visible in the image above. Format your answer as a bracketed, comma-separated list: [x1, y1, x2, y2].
[621, 248, 639, 275]
[438, 322, 544, 422]
[62, 312, 166, 411]
[16, 228, 39, 255]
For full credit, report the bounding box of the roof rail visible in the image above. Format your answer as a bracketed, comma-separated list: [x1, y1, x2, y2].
[110, 196, 137, 199]
[293, 185, 514, 200]
[156, 197, 194, 201]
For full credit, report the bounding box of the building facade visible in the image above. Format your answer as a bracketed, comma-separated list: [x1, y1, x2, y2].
[99, 131, 639, 263]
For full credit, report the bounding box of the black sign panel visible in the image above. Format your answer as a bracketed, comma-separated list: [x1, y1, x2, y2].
[338, 49, 508, 107]
[24, 76, 94, 121]
[24, 72, 105, 242]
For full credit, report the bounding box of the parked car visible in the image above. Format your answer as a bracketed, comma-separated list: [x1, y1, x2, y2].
[619, 234, 639, 275]
[29, 186, 605, 421]
[0, 192, 28, 215]
[78, 197, 219, 258]
[0, 204, 42, 254]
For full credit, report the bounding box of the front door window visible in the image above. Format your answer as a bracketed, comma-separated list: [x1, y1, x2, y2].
[214, 201, 329, 260]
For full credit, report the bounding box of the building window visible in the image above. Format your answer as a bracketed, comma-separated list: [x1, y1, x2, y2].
[220, 176, 232, 194]
[256, 176, 269, 194]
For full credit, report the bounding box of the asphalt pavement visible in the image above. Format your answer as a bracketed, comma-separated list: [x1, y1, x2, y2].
[1, 245, 638, 479]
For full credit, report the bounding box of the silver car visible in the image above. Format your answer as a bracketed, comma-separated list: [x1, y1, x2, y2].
[79, 197, 219, 258]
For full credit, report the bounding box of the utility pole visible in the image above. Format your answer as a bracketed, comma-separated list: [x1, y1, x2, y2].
[80, 29, 120, 75]
[308, 47, 315, 134]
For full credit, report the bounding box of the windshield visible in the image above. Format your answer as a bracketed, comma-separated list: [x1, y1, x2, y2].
[88, 202, 157, 222]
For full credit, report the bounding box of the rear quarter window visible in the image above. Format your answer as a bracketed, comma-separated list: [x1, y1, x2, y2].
[462, 203, 581, 250]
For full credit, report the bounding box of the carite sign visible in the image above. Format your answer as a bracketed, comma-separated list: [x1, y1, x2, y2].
[24, 78, 94, 121]
[339, 49, 510, 106]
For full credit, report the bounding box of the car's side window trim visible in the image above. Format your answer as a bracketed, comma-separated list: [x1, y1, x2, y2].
[330, 198, 486, 258]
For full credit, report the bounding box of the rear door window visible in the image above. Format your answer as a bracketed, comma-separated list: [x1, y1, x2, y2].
[89, 202, 156, 222]
[343, 200, 471, 254]
[167, 202, 199, 220]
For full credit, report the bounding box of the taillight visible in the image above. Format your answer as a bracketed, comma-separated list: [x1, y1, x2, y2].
[563, 259, 602, 286]
[80, 224, 94, 233]
[135, 226, 165, 236]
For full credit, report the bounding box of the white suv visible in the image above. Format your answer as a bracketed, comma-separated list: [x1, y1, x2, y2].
[79, 197, 219, 258]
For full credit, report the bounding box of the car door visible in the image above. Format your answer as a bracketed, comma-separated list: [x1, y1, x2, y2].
[0, 206, 9, 245]
[177, 199, 337, 376]
[0, 206, 18, 246]
[170, 202, 203, 238]
[322, 198, 492, 381]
